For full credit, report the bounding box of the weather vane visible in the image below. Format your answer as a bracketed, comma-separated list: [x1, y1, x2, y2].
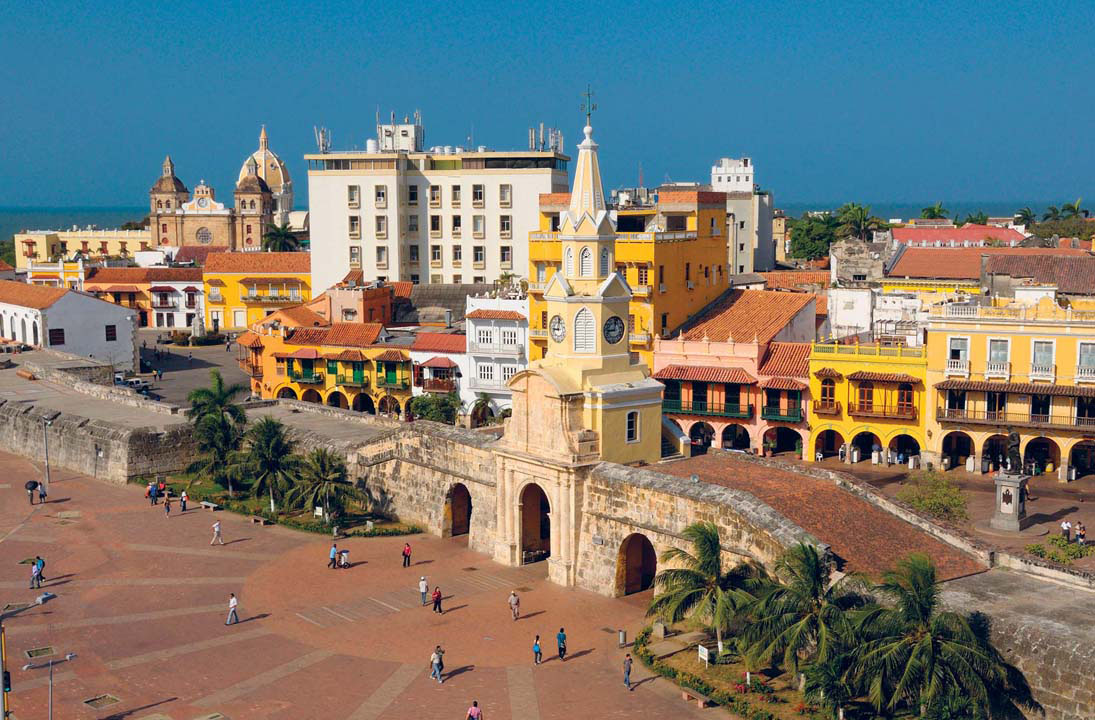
[581, 84, 597, 126]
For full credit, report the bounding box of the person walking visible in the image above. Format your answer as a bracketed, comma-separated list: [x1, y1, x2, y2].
[466, 700, 483, 719]
[26, 480, 37, 505]
[34, 556, 46, 583]
[328, 543, 338, 569]
[402, 542, 412, 568]
[419, 576, 429, 606]
[533, 635, 542, 665]
[431, 586, 443, 614]
[180, 489, 188, 512]
[623, 653, 633, 690]
[429, 646, 444, 684]
[149, 482, 158, 506]
[508, 590, 520, 621]
[187, 350, 193, 366]
[29, 562, 41, 590]
[210, 519, 224, 545]
[556, 627, 567, 661]
[37, 484, 47, 504]
[1062, 519, 1072, 542]
[1078, 522, 1087, 546]
[164, 495, 172, 518]
[226, 593, 239, 625]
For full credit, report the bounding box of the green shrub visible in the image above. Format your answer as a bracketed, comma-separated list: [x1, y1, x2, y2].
[1026, 535, 1094, 565]
[169, 330, 190, 345]
[896, 471, 969, 522]
[190, 333, 226, 346]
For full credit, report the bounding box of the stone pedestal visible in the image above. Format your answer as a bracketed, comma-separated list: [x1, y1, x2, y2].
[990, 471, 1030, 532]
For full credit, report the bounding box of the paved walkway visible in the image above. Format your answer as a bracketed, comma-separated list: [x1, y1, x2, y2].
[0, 452, 708, 720]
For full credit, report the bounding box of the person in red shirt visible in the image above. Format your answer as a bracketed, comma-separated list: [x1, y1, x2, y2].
[431, 586, 443, 614]
[402, 542, 412, 568]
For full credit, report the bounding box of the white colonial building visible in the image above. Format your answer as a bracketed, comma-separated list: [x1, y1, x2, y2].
[0, 280, 139, 370]
[710, 156, 776, 273]
[306, 114, 570, 293]
[465, 294, 530, 417]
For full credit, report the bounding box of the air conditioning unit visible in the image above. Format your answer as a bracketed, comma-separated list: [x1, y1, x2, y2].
[687, 281, 695, 290]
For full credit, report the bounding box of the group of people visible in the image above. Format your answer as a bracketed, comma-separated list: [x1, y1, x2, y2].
[25, 479, 46, 505]
[1061, 519, 1088, 545]
[28, 555, 46, 589]
[146, 480, 189, 517]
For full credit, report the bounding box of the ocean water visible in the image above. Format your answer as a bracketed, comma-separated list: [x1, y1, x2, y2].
[0, 207, 147, 245]
[778, 201, 1059, 223]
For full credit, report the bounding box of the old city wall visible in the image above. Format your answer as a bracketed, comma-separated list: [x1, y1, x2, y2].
[576, 463, 825, 596]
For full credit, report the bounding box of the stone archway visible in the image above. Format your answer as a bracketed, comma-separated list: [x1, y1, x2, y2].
[851, 431, 880, 463]
[1071, 441, 1095, 479]
[378, 395, 401, 416]
[888, 433, 920, 461]
[352, 393, 376, 414]
[815, 429, 845, 459]
[326, 390, 348, 409]
[449, 483, 472, 537]
[689, 422, 715, 455]
[616, 533, 657, 596]
[721, 424, 750, 451]
[941, 431, 973, 471]
[983, 434, 1008, 472]
[277, 387, 297, 400]
[519, 483, 551, 564]
[301, 388, 322, 404]
[763, 426, 801, 455]
[1024, 437, 1060, 476]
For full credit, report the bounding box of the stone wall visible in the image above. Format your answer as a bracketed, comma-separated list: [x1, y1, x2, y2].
[22, 352, 114, 385]
[22, 357, 181, 415]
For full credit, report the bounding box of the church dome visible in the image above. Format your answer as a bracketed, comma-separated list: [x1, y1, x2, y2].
[151, 175, 188, 193]
[238, 126, 291, 192]
[236, 174, 271, 193]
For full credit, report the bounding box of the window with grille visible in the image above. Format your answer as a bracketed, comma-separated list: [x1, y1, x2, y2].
[626, 411, 639, 442]
[105, 325, 117, 341]
[48, 328, 65, 345]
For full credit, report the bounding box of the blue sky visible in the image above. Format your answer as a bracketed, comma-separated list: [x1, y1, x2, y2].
[1, 1, 1093, 208]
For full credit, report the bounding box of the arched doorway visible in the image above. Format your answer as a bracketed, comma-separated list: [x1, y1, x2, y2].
[352, 393, 376, 414]
[851, 431, 880, 463]
[763, 427, 801, 456]
[983, 434, 1008, 472]
[1071, 441, 1095, 479]
[277, 387, 297, 400]
[449, 483, 472, 537]
[941, 431, 972, 471]
[301, 389, 322, 403]
[689, 422, 715, 455]
[721, 424, 750, 451]
[1024, 437, 1059, 476]
[378, 396, 401, 416]
[32, 322, 39, 346]
[20, 319, 27, 343]
[519, 483, 550, 564]
[815, 429, 845, 459]
[888, 434, 920, 462]
[326, 391, 348, 409]
[617, 533, 657, 596]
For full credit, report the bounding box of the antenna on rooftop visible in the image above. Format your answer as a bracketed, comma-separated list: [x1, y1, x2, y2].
[313, 126, 331, 153]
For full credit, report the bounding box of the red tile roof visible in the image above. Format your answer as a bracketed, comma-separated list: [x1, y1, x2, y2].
[760, 377, 807, 391]
[422, 356, 458, 368]
[892, 224, 1024, 246]
[661, 453, 986, 581]
[290, 348, 320, 359]
[653, 365, 757, 384]
[887, 247, 1089, 280]
[935, 379, 1095, 398]
[0, 260, 14, 271]
[411, 333, 467, 353]
[760, 271, 831, 290]
[758, 342, 811, 378]
[324, 323, 384, 347]
[266, 305, 328, 328]
[374, 349, 407, 362]
[87, 267, 203, 283]
[341, 269, 364, 285]
[390, 281, 414, 299]
[325, 349, 367, 362]
[846, 371, 921, 384]
[0, 280, 67, 309]
[236, 331, 263, 348]
[173, 246, 220, 266]
[679, 290, 815, 344]
[204, 251, 310, 273]
[814, 367, 843, 379]
[466, 309, 526, 321]
[984, 254, 1095, 295]
[539, 192, 572, 207]
[285, 327, 330, 346]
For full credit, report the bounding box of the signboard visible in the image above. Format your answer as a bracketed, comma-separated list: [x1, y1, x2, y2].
[697, 644, 709, 668]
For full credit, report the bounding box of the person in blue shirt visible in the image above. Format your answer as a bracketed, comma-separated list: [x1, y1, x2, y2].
[556, 628, 567, 660]
[328, 543, 338, 569]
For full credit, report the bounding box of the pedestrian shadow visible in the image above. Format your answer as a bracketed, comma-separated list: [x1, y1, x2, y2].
[46, 573, 76, 582]
[238, 613, 270, 624]
[100, 697, 178, 719]
[345, 561, 368, 568]
[568, 648, 594, 660]
[443, 604, 468, 613]
[630, 676, 657, 690]
[444, 665, 474, 680]
[520, 610, 545, 620]
[223, 538, 251, 545]
[414, 559, 434, 566]
[44, 498, 71, 505]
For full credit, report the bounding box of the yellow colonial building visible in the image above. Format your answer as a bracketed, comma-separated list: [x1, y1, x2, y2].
[527, 188, 731, 366]
[17, 230, 152, 272]
[926, 296, 1095, 481]
[203, 252, 311, 332]
[807, 341, 927, 464]
[237, 306, 414, 415]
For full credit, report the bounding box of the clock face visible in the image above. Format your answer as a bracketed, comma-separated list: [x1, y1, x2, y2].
[603, 316, 625, 344]
[197, 197, 208, 208]
[549, 314, 566, 342]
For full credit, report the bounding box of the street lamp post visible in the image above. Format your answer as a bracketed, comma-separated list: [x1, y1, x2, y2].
[22, 653, 75, 720]
[42, 419, 53, 494]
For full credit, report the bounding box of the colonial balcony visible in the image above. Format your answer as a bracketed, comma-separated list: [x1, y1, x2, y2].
[945, 358, 969, 377]
[812, 400, 841, 416]
[376, 377, 410, 390]
[150, 300, 178, 309]
[468, 376, 509, 391]
[238, 358, 262, 378]
[287, 369, 324, 384]
[468, 341, 523, 356]
[422, 377, 456, 392]
[937, 406, 1095, 433]
[662, 400, 754, 419]
[529, 328, 548, 340]
[848, 402, 918, 421]
[527, 281, 548, 293]
[984, 361, 1010, 380]
[631, 284, 652, 298]
[244, 294, 299, 304]
[629, 332, 651, 344]
[1030, 363, 1055, 382]
[335, 374, 369, 387]
[1077, 365, 1095, 383]
[762, 406, 804, 423]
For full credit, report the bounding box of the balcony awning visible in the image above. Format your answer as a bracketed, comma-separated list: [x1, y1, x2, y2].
[183, 286, 200, 292]
[653, 365, 757, 385]
[238, 277, 299, 285]
[374, 349, 407, 363]
[149, 285, 176, 292]
[813, 367, 843, 379]
[207, 279, 226, 287]
[846, 371, 920, 384]
[761, 377, 807, 391]
[290, 348, 320, 360]
[104, 285, 140, 293]
[236, 331, 264, 349]
[935, 379, 1095, 398]
[324, 349, 366, 362]
[422, 356, 458, 369]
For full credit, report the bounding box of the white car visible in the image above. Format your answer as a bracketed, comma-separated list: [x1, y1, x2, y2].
[126, 378, 151, 393]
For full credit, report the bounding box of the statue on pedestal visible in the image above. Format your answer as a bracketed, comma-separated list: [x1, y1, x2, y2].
[1006, 428, 1021, 473]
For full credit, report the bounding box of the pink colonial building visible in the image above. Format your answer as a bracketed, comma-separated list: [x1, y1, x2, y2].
[653, 289, 817, 458]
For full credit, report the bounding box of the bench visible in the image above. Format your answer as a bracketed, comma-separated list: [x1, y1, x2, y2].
[680, 688, 714, 708]
[250, 515, 271, 525]
[200, 500, 220, 511]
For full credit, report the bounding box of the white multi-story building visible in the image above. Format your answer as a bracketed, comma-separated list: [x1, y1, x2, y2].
[464, 294, 529, 417]
[711, 157, 776, 273]
[306, 116, 570, 294]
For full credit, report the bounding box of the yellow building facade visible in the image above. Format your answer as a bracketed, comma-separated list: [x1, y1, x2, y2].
[16, 230, 152, 272]
[926, 297, 1095, 481]
[203, 252, 311, 332]
[527, 189, 731, 366]
[807, 341, 927, 464]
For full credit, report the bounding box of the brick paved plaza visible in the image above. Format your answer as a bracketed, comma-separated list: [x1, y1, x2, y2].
[0, 452, 704, 720]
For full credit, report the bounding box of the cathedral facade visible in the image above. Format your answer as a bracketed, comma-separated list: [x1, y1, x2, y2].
[148, 128, 293, 252]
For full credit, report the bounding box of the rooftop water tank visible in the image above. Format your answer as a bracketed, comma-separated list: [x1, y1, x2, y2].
[477, 145, 487, 153]
[444, 145, 454, 154]
[366, 138, 378, 153]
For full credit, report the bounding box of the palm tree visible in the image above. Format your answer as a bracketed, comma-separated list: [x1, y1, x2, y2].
[468, 392, 493, 428]
[285, 448, 363, 523]
[1042, 205, 1061, 222]
[959, 210, 988, 226]
[836, 203, 884, 241]
[233, 417, 299, 513]
[186, 369, 248, 426]
[1062, 197, 1088, 219]
[920, 202, 948, 220]
[1014, 207, 1036, 227]
[743, 543, 868, 674]
[186, 413, 245, 496]
[646, 522, 766, 653]
[803, 653, 855, 720]
[261, 223, 301, 252]
[847, 554, 1009, 716]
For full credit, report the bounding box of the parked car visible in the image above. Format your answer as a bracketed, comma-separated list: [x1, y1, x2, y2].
[126, 378, 151, 393]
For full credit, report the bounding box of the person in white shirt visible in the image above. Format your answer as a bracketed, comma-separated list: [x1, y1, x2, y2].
[211, 520, 224, 545]
[226, 593, 239, 625]
[180, 490, 189, 512]
[1062, 520, 1072, 542]
[419, 576, 429, 606]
